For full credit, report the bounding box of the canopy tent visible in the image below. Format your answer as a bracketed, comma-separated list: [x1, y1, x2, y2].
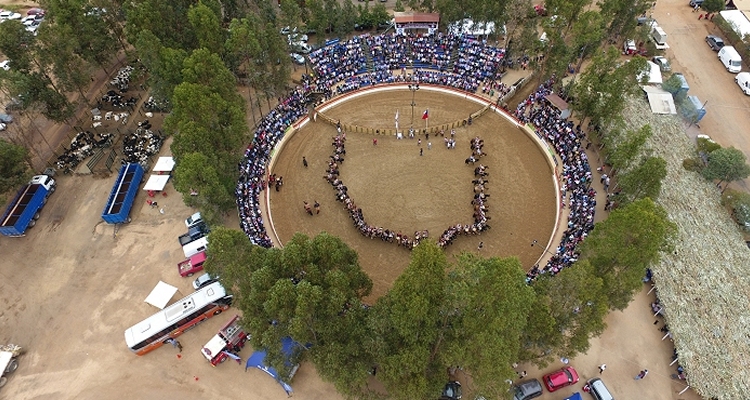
[143, 174, 170, 191]
[245, 337, 305, 396]
[719, 10, 750, 38]
[564, 393, 582, 400]
[642, 86, 677, 115]
[639, 61, 663, 85]
[544, 94, 571, 119]
[144, 281, 178, 309]
[152, 156, 175, 173]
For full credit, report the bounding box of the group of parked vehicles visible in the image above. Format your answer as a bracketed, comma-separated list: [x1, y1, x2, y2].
[512, 366, 614, 400]
[123, 211, 246, 366]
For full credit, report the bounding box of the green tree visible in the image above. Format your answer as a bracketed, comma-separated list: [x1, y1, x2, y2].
[617, 156, 667, 204]
[368, 241, 447, 400]
[188, 2, 225, 54]
[571, 46, 647, 127]
[579, 198, 676, 310]
[182, 48, 241, 103]
[394, 0, 405, 12]
[172, 151, 236, 213]
[0, 140, 30, 193]
[570, 11, 605, 61]
[211, 232, 374, 396]
[606, 124, 652, 173]
[701, 147, 750, 192]
[599, 0, 652, 41]
[439, 254, 535, 398]
[530, 261, 609, 361]
[280, 0, 303, 30]
[124, 0, 198, 50]
[701, 0, 725, 13]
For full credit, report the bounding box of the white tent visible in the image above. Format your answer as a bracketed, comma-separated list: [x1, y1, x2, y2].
[143, 174, 170, 191]
[638, 61, 663, 85]
[144, 281, 179, 309]
[152, 156, 175, 173]
[720, 10, 750, 39]
[642, 86, 677, 114]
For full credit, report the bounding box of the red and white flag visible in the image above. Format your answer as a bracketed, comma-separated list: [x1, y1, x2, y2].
[422, 109, 429, 120]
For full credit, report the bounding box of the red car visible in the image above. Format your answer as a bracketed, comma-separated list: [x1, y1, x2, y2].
[542, 366, 579, 392]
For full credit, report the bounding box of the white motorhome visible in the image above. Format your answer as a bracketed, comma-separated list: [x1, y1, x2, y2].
[719, 46, 742, 73]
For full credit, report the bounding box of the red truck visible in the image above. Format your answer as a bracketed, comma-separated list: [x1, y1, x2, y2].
[177, 251, 206, 277]
[200, 315, 248, 366]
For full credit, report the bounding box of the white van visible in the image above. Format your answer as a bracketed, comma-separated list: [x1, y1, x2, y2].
[719, 46, 742, 73]
[183, 237, 208, 258]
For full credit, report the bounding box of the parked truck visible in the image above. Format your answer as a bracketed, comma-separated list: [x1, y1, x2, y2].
[0, 175, 56, 237]
[650, 25, 669, 50]
[200, 315, 248, 366]
[101, 163, 144, 224]
[0, 344, 24, 390]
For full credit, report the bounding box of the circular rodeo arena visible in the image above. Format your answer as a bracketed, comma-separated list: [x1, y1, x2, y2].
[264, 85, 559, 298]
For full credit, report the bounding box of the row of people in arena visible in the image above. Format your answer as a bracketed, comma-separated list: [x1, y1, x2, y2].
[514, 79, 597, 282]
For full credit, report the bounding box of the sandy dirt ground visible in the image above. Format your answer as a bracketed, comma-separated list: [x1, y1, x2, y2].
[0, 2, 709, 399]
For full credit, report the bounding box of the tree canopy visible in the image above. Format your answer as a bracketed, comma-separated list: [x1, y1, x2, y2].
[579, 198, 676, 310]
[701, 147, 750, 191]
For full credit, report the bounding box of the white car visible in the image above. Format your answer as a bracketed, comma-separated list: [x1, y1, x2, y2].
[7, 12, 21, 20]
[291, 42, 312, 54]
[735, 72, 750, 95]
[0, 60, 9, 71]
[288, 33, 308, 43]
[290, 53, 305, 65]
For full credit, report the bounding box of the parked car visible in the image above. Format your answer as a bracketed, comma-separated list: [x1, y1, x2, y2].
[439, 381, 462, 400]
[0, 113, 13, 123]
[735, 72, 750, 95]
[513, 379, 543, 400]
[192, 272, 218, 290]
[706, 35, 725, 51]
[623, 39, 637, 55]
[585, 377, 614, 400]
[0, 60, 9, 71]
[542, 366, 579, 392]
[290, 53, 305, 65]
[26, 7, 45, 16]
[288, 33, 308, 43]
[291, 42, 312, 54]
[651, 56, 671, 72]
[280, 26, 293, 35]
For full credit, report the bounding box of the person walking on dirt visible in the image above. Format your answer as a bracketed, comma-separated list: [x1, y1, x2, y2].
[598, 364, 607, 373]
[314, 200, 320, 214]
[635, 369, 648, 380]
[303, 201, 313, 215]
[303, 156, 308, 168]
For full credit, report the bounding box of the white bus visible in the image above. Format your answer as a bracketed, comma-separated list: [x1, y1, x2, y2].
[124, 282, 232, 356]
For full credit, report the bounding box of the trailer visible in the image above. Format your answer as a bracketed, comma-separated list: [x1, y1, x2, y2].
[0, 175, 55, 237]
[102, 163, 144, 224]
[200, 315, 248, 366]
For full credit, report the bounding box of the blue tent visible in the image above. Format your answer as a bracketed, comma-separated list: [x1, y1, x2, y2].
[245, 337, 304, 396]
[564, 393, 582, 400]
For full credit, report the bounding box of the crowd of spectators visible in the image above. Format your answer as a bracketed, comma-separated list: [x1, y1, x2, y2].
[307, 32, 508, 97]
[236, 87, 310, 247]
[514, 79, 597, 282]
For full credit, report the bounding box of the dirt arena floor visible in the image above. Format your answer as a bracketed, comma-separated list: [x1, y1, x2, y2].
[269, 88, 557, 298]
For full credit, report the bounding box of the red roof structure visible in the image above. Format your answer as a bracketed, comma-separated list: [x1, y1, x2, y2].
[393, 12, 440, 24]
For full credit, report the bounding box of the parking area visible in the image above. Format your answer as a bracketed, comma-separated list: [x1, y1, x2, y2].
[652, 0, 750, 191]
